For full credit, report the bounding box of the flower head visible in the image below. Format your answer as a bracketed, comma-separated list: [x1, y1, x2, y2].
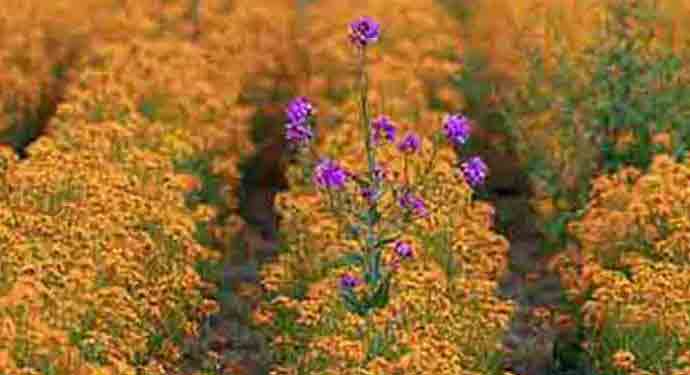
[285, 122, 314, 146]
[349, 17, 381, 48]
[313, 159, 348, 190]
[285, 96, 314, 125]
[398, 191, 429, 217]
[397, 132, 421, 154]
[339, 273, 361, 289]
[393, 241, 413, 259]
[461, 156, 488, 187]
[285, 97, 314, 147]
[371, 115, 396, 145]
[442, 114, 471, 146]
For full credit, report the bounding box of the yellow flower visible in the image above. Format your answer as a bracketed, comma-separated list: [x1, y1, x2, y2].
[612, 350, 636, 371]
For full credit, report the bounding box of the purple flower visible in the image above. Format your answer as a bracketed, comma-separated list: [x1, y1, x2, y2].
[393, 241, 413, 259]
[397, 132, 421, 154]
[349, 17, 381, 48]
[373, 163, 387, 181]
[285, 96, 314, 125]
[371, 115, 396, 145]
[461, 156, 488, 187]
[361, 186, 377, 204]
[340, 273, 361, 289]
[398, 191, 429, 217]
[285, 122, 314, 146]
[285, 97, 314, 147]
[442, 114, 471, 146]
[313, 159, 348, 190]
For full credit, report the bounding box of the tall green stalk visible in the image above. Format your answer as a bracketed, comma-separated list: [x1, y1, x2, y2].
[357, 47, 380, 280]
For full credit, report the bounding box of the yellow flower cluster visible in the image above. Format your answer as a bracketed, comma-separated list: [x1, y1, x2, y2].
[463, 0, 606, 82]
[552, 154, 690, 373]
[0, 118, 222, 374]
[0, 0, 93, 133]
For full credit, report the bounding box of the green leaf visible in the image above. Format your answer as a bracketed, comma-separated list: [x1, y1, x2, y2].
[366, 331, 386, 361]
[369, 209, 382, 225]
[339, 252, 366, 267]
[368, 273, 392, 310]
[373, 236, 397, 249]
[365, 250, 383, 285]
[341, 289, 368, 316]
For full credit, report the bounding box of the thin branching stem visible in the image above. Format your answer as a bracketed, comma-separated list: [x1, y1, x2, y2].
[357, 48, 379, 262]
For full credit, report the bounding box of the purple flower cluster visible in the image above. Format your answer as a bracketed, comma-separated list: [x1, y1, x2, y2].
[393, 241, 413, 259]
[397, 132, 421, 154]
[314, 158, 349, 190]
[284, 18, 496, 319]
[285, 97, 314, 146]
[461, 156, 488, 187]
[286, 96, 313, 125]
[349, 17, 381, 48]
[340, 273, 361, 289]
[286, 122, 314, 146]
[398, 191, 429, 217]
[371, 115, 396, 145]
[442, 114, 471, 146]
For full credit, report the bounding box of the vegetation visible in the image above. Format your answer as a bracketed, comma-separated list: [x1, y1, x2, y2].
[1, 0, 690, 374]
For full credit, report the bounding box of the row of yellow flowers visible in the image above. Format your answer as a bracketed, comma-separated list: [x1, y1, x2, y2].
[552, 154, 690, 374]
[0, 0, 308, 374]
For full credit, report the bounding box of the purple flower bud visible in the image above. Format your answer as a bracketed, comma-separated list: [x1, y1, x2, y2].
[393, 241, 413, 259]
[285, 96, 314, 125]
[397, 132, 421, 154]
[371, 115, 396, 145]
[361, 186, 377, 204]
[340, 273, 361, 289]
[284, 97, 314, 147]
[373, 163, 387, 181]
[313, 158, 348, 190]
[442, 114, 471, 146]
[398, 191, 429, 217]
[461, 156, 488, 187]
[349, 17, 381, 48]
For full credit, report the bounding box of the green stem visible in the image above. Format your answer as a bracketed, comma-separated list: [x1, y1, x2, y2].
[403, 155, 409, 185]
[358, 48, 379, 260]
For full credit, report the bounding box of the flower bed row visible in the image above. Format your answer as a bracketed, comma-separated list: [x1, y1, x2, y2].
[250, 6, 516, 374]
[552, 154, 690, 374]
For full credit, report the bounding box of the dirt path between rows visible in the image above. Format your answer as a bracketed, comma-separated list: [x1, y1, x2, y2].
[492, 193, 592, 374]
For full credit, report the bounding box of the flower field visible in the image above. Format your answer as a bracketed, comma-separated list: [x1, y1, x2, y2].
[1, 0, 690, 375]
